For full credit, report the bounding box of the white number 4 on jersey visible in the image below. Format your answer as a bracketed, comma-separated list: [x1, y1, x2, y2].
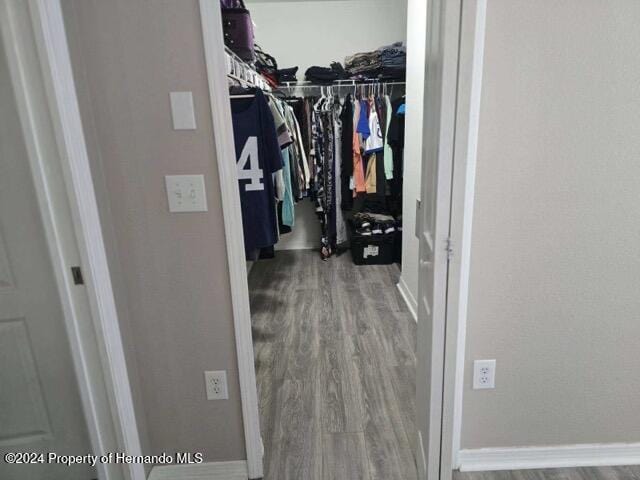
[237, 136, 264, 191]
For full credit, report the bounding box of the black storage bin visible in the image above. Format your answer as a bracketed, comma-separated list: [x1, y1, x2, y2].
[350, 229, 396, 265]
[393, 228, 402, 263]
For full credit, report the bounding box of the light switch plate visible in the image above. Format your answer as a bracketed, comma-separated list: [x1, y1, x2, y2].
[169, 91, 196, 130]
[165, 175, 208, 212]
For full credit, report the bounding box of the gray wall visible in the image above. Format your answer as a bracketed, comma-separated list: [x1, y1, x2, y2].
[462, 0, 640, 449]
[62, 0, 246, 461]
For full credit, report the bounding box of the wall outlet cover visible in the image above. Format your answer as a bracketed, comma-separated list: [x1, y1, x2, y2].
[204, 370, 228, 400]
[473, 359, 496, 389]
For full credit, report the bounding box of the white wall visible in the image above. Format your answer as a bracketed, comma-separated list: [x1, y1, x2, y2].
[462, 0, 640, 450]
[246, 0, 408, 250]
[248, 0, 408, 79]
[398, 0, 427, 312]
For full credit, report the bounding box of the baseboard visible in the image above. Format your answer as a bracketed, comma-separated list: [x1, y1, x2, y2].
[274, 244, 316, 251]
[417, 430, 427, 478]
[457, 443, 640, 472]
[148, 460, 248, 480]
[396, 276, 418, 322]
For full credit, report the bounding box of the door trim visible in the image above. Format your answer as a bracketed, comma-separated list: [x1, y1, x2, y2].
[149, 460, 249, 480]
[440, 0, 487, 477]
[0, 1, 145, 479]
[198, 1, 263, 478]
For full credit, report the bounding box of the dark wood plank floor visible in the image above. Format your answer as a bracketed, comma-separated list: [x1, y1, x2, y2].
[249, 250, 418, 480]
[249, 250, 639, 480]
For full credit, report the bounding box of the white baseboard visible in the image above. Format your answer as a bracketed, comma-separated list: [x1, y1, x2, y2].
[417, 430, 427, 478]
[396, 276, 418, 322]
[274, 244, 316, 251]
[148, 460, 248, 480]
[457, 443, 640, 472]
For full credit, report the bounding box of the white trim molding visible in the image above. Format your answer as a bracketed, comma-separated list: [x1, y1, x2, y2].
[396, 276, 418, 322]
[199, 1, 263, 478]
[440, 0, 487, 478]
[1, 1, 144, 480]
[458, 443, 640, 472]
[149, 461, 248, 480]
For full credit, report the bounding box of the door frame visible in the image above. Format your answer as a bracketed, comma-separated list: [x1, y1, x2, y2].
[199, 1, 263, 478]
[438, 0, 487, 477]
[196, 0, 486, 479]
[0, 2, 145, 480]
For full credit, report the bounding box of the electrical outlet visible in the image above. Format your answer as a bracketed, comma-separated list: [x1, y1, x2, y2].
[473, 359, 496, 389]
[204, 370, 228, 400]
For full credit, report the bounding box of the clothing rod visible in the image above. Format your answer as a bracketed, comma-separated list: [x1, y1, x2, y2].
[280, 80, 405, 86]
[278, 82, 406, 89]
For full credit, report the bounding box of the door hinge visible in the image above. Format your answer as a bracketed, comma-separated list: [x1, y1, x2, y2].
[71, 266, 84, 285]
[446, 237, 454, 261]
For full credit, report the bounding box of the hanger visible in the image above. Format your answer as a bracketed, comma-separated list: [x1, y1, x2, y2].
[229, 82, 257, 99]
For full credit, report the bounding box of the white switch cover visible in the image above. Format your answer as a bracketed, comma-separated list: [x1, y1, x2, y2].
[165, 175, 207, 212]
[169, 91, 196, 130]
[473, 359, 496, 389]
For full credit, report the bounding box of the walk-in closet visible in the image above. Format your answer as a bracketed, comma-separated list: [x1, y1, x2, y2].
[222, 1, 420, 477]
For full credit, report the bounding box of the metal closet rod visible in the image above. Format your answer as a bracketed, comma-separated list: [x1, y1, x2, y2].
[279, 80, 406, 88]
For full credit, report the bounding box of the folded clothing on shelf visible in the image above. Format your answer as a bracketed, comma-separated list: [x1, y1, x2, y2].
[277, 66, 298, 83]
[378, 42, 406, 66]
[345, 50, 381, 75]
[305, 62, 348, 83]
[344, 42, 406, 80]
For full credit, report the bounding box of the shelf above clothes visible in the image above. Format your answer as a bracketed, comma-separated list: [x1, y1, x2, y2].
[225, 46, 272, 92]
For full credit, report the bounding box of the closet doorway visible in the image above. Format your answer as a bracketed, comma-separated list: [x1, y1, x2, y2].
[201, 0, 484, 478]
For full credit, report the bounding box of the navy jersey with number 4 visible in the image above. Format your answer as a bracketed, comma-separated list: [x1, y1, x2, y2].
[230, 89, 283, 255]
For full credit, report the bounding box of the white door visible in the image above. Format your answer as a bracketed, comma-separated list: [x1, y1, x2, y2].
[414, 0, 462, 478]
[0, 36, 96, 480]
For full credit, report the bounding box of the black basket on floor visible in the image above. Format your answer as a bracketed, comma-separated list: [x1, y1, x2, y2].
[349, 227, 396, 265]
[393, 228, 402, 263]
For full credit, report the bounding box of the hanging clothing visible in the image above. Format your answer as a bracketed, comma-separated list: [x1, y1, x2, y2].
[365, 153, 377, 194]
[333, 99, 348, 245]
[356, 99, 370, 138]
[352, 100, 366, 194]
[269, 84, 406, 259]
[230, 89, 283, 258]
[364, 98, 384, 154]
[280, 147, 295, 228]
[383, 94, 394, 180]
[339, 94, 354, 211]
[267, 95, 293, 148]
[387, 96, 406, 193]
